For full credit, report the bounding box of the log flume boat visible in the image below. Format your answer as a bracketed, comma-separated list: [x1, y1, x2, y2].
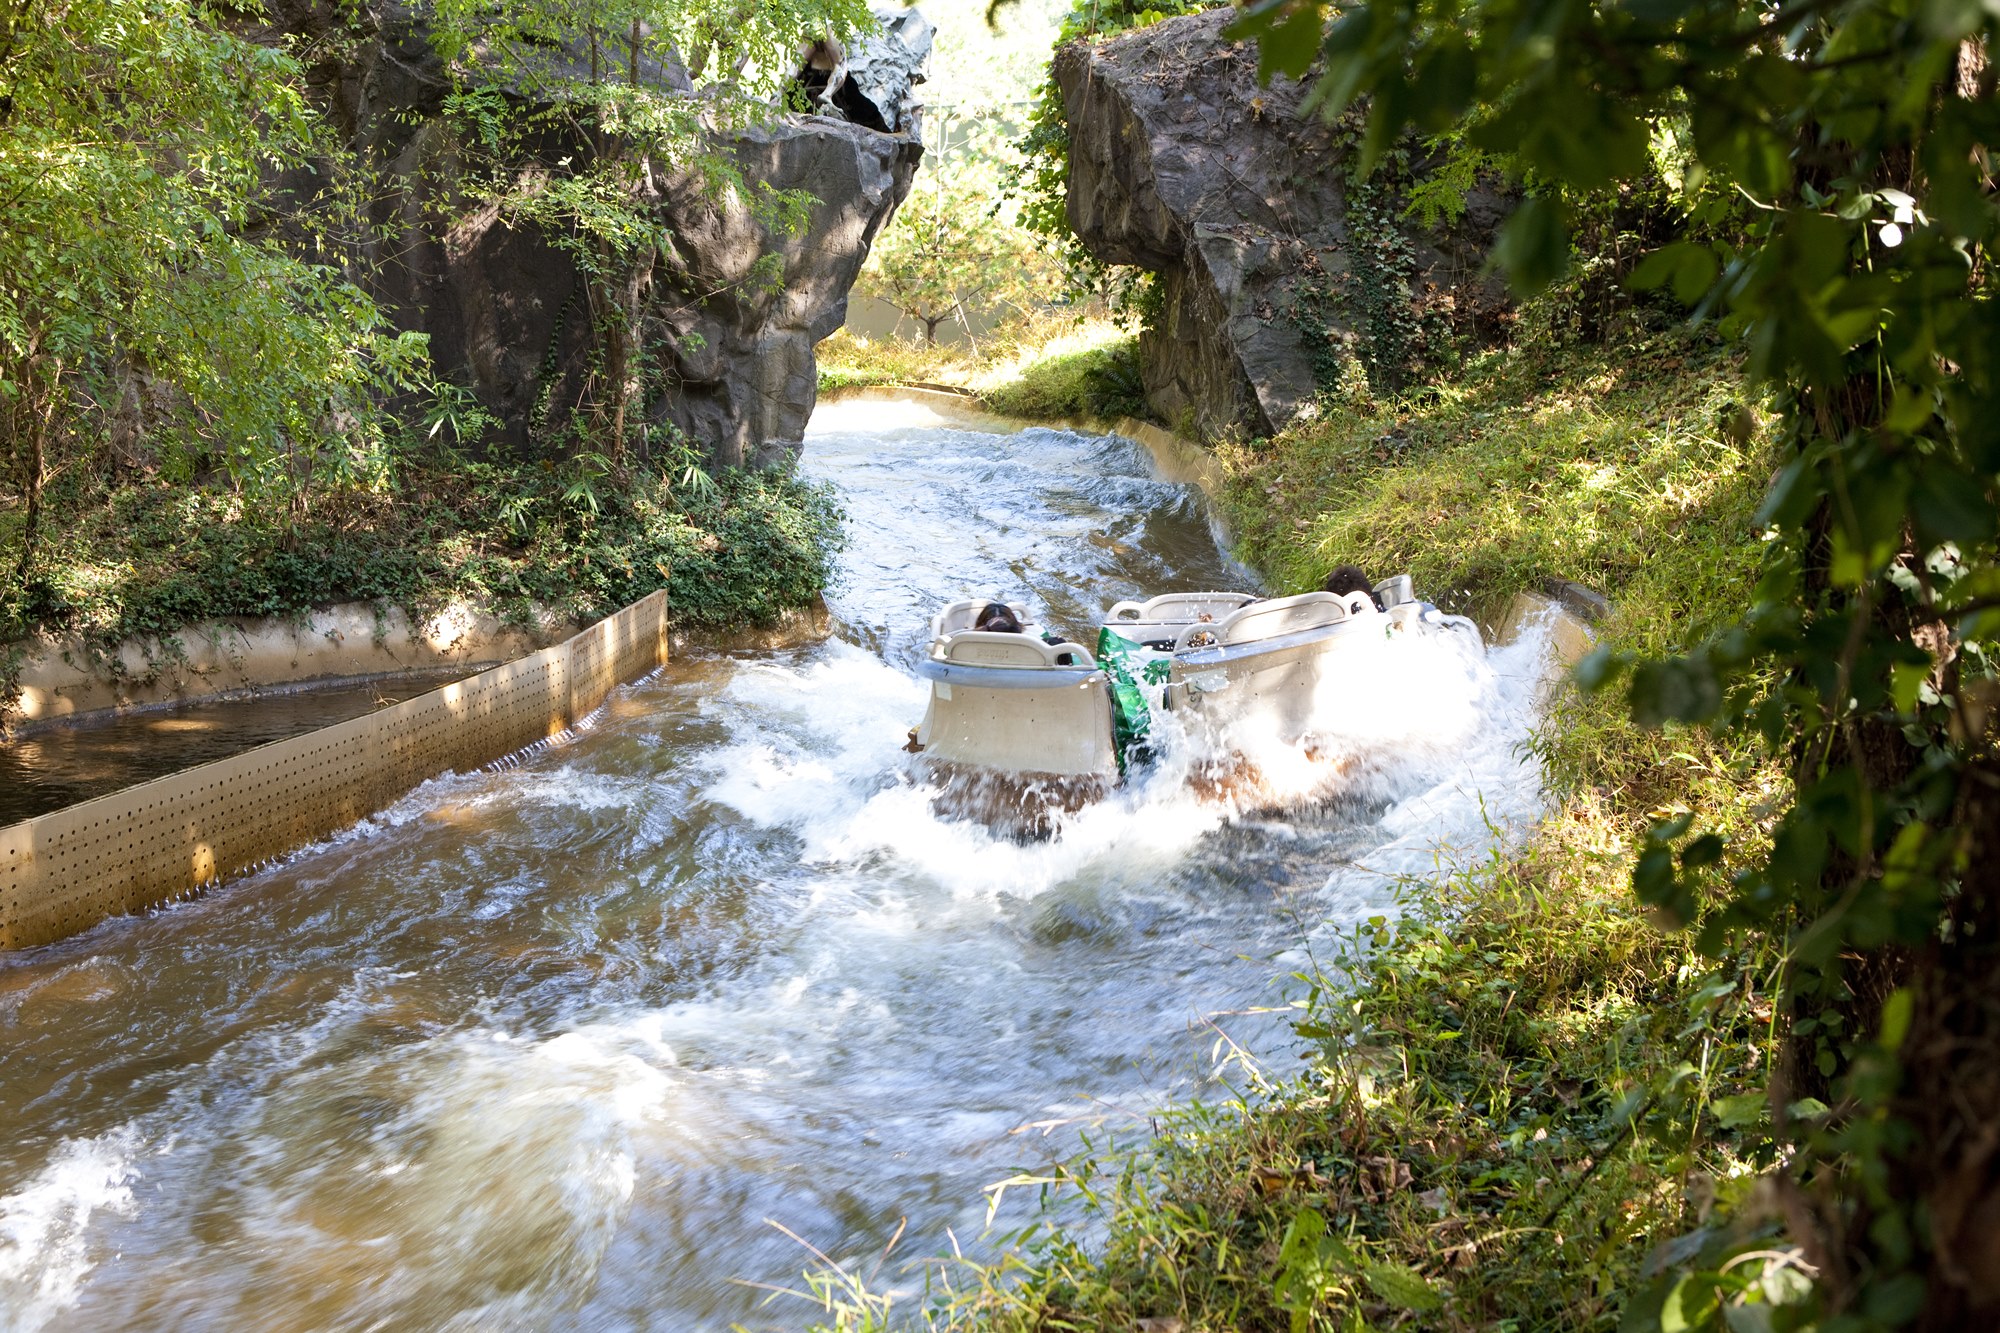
[909, 576, 1484, 831]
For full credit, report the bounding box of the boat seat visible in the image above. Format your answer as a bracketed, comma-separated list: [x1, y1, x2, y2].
[1105, 591, 1258, 627]
[1332, 589, 1382, 618]
[940, 631, 1093, 668]
[931, 598, 1034, 640]
[1174, 591, 1349, 650]
[1373, 574, 1415, 608]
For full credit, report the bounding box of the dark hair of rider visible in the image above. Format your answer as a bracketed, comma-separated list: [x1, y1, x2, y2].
[1321, 564, 1373, 597]
[974, 602, 1022, 634]
[1322, 564, 1385, 612]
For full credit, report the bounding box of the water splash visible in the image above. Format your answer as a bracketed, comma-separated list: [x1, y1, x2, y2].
[0, 401, 1554, 1331]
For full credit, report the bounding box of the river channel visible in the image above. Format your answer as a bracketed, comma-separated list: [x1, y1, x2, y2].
[0, 397, 1549, 1330]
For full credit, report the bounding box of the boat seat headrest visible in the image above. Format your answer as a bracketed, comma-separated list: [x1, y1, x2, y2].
[931, 598, 1033, 640]
[1336, 590, 1380, 617]
[1173, 591, 1349, 650]
[1372, 574, 1415, 608]
[940, 632, 1092, 668]
[1105, 591, 1258, 626]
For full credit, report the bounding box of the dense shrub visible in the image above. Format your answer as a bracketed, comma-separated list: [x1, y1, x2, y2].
[0, 458, 845, 673]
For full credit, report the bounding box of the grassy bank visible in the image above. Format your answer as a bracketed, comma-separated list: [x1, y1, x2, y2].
[0, 457, 844, 703]
[805, 331, 1795, 1331]
[817, 316, 1150, 423]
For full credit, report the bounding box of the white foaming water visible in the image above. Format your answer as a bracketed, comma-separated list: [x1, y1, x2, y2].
[0, 402, 1558, 1331]
[0, 1130, 140, 1329]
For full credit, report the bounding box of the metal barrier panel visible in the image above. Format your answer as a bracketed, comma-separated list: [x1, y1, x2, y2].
[0, 591, 669, 951]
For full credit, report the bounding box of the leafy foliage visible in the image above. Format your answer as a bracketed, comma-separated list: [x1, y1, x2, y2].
[0, 455, 843, 700]
[2, 0, 874, 661]
[0, 0, 429, 583]
[1287, 113, 1470, 400]
[860, 112, 1062, 346]
[1227, 0, 2000, 1322]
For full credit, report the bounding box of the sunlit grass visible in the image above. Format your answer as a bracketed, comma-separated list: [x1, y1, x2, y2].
[818, 314, 1147, 423]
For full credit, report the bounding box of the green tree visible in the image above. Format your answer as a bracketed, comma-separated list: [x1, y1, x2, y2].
[861, 115, 1056, 344]
[1230, 0, 1999, 1323]
[0, 0, 428, 585]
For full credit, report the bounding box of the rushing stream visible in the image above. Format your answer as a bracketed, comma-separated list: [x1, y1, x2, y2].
[0, 398, 1551, 1331]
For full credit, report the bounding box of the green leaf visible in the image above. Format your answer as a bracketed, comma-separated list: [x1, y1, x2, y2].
[1878, 987, 1915, 1051]
[1890, 661, 1930, 715]
[1723, 1306, 1774, 1333]
[1572, 645, 1626, 692]
[1912, 467, 1997, 545]
[1629, 242, 1720, 306]
[1681, 834, 1724, 869]
[1713, 1092, 1766, 1129]
[1754, 454, 1822, 530]
[1490, 196, 1571, 296]
[1660, 1273, 1720, 1332]
[1629, 655, 1723, 726]
[1361, 1260, 1442, 1312]
[1227, 0, 1331, 82]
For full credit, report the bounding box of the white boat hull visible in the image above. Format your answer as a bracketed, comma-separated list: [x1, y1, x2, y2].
[914, 660, 1117, 779]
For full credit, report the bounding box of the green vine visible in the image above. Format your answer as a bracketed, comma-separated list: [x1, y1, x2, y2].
[1288, 118, 1460, 400]
[1014, 0, 1216, 316]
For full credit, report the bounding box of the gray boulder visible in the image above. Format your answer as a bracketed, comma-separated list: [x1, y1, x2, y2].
[1055, 9, 1510, 441]
[270, 0, 922, 468]
[647, 116, 923, 467]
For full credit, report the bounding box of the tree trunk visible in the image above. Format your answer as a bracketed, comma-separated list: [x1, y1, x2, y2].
[12, 410, 43, 585]
[1898, 817, 2000, 1327]
[9, 354, 56, 586]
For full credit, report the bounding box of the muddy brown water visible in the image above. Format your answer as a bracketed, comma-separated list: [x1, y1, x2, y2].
[0, 671, 477, 827]
[0, 399, 1549, 1330]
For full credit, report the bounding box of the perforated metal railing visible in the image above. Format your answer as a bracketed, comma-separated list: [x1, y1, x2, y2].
[0, 591, 669, 951]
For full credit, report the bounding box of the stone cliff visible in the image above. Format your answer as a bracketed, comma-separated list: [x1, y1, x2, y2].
[1055, 10, 1510, 441]
[274, 1, 922, 467]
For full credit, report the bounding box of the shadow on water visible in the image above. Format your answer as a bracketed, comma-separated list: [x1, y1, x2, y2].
[0, 397, 1548, 1331]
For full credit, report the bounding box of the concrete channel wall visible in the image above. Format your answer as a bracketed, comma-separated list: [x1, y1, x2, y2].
[0, 591, 670, 952]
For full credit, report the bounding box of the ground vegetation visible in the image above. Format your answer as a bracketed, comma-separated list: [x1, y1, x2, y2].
[1, 0, 873, 673]
[1223, 0, 2000, 1322]
[818, 316, 1151, 422]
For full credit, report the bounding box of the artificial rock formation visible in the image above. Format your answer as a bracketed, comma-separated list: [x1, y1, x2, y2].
[799, 8, 935, 135]
[274, 1, 923, 467]
[1056, 9, 1510, 441]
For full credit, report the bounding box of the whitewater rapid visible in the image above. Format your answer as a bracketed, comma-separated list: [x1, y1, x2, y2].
[0, 396, 1551, 1330]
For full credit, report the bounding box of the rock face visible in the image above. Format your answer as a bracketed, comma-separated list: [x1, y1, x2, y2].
[1056, 10, 1510, 441]
[275, 0, 921, 467]
[803, 8, 935, 135]
[644, 116, 924, 466]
